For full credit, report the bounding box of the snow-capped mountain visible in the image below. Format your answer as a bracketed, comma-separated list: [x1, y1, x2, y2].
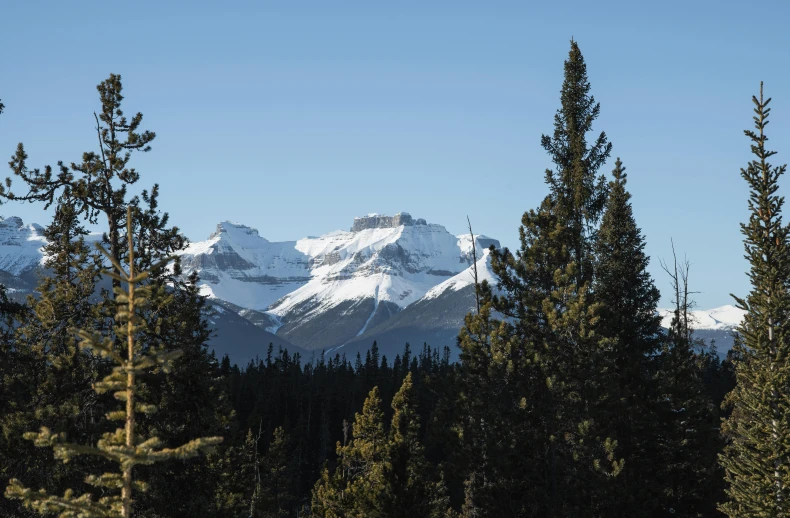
[0, 216, 47, 275]
[180, 212, 500, 351]
[0, 211, 749, 363]
[179, 221, 312, 310]
[658, 305, 746, 352]
[658, 305, 745, 331]
[339, 248, 497, 360]
[0, 216, 49, 294]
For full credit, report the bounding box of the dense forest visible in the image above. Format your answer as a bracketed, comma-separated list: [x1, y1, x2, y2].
[0, 40, 786, 517]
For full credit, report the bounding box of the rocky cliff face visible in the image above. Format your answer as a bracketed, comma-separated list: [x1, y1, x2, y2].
[351, 212, 427, 232]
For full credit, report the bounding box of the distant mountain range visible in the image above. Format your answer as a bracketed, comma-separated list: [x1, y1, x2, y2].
[0, 213, 743, 364]
[177, 212, 499, 362]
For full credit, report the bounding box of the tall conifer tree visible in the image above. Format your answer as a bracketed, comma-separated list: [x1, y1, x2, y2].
[0, 203, 106, 517]
[384, 372, 449, 517]
[593, 158, 664, 514]
[311, 386, 389, 517]
[0, 74, 234, 516]
[6, 208, 223, 518]
[476, 38, 617, 516]
[720, 83, 790, 516]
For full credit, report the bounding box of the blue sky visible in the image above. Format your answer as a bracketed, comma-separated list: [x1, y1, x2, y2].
[1, 1, 789, 308]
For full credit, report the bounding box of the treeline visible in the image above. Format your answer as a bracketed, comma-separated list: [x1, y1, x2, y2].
[0, 40, 786, 517]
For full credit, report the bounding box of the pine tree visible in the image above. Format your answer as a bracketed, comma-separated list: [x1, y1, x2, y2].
[385, 372, 449, 518]
[257, 427, 296, 518]
[592, 158, 664, 513]
[0, 203, 106, 517]
[478, 38, 616, 515]
[0, 74, 235, 516]
[311, 386, 389, 517]
[5, 207, 223, 517]
[720, 82, 790, 516]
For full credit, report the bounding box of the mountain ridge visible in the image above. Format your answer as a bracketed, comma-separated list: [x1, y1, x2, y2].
[0, 211, 745, 362]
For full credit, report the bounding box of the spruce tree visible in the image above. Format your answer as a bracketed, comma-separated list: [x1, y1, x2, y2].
[311, 386, 389, 517]
[385, 372, 450, 518]
[540, 38, 612, 284]
[720, 82, 790, 516]
[476, 38, 617, 515]
[592, 158, 664, 513]
[5, 207, 223, 517]
[255, 426, 296, 518]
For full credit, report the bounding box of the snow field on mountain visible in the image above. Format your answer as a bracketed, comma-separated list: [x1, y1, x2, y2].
[0, 217, 48, 275]
[423, 248, 496, 300]
[658, 304, 746, 330]
[270, 224, 491, 318]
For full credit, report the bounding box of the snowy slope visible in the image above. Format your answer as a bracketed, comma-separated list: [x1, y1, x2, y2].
[178, 222, 312, 310]
[176, 212, 501, 349]
[270, 219, 499, 315]
[658, 305, 745, 352]
[0, 216, 47, 275]
[658, 305, 745, 331]
[0, 210, 748, 359]
[263, 214, 500, 349]
[422, 248, 496, 300]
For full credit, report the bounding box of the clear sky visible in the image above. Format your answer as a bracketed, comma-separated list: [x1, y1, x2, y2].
[1, 0, 789, 308]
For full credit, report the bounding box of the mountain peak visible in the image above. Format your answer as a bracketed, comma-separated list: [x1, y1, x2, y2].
[209, 221, 265, 242]
[350, 212, 427, 232]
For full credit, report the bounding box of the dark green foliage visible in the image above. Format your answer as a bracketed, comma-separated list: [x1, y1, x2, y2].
[0, 75, 234, 517]
[0, 204, 106, 517]
[256, 427, 297, 517]
[2, 41, 782, 518]
[5, 210, 223, 517]
[467, 39, 619, 516]
[384, 373, 450, 517]
[720, 83, 790, 517]
[592, 158, 666, 514]
[311, 375, 449, 517]
[540, 38, 612, 284]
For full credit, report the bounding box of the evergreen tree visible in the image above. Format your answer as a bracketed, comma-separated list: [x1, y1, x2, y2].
[473, 38, 617, 516]
[540, 38, 612, 284]
[212, 428, 261, 517]
[657, 249, 720, 516]
[592, 158, 664, 513]
[720, 82, 790, 516]
[384, 372, 449, 517]
[0, 74, 235, 516]
[257, 427, 296, 518]
[311, 386, 389, 517]
[0, 203, 105, 517]
[455, 280, 543, 516]
[5, 208, 223, 517]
